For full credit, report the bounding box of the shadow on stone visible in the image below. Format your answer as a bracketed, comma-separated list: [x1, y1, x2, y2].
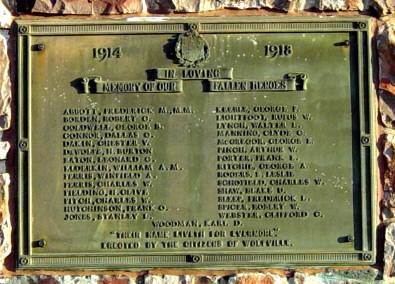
[146, 0, 175, 13]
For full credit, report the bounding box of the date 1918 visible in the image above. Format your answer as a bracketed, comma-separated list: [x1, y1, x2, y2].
[265, 44, 293, 58]
[93, 47, 122, 61]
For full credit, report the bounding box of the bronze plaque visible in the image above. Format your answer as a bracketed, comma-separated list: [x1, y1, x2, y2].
[17, 17, 375, 269]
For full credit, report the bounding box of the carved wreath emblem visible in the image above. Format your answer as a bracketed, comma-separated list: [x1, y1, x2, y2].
[175, 23, 210, 67]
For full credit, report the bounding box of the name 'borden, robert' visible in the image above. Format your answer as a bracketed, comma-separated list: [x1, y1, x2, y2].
[17, 18, 375, 269]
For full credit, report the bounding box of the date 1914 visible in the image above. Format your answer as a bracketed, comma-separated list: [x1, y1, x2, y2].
[93, 47, 123, 61]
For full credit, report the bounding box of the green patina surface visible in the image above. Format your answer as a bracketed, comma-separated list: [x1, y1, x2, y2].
[16, 17, 375, 270]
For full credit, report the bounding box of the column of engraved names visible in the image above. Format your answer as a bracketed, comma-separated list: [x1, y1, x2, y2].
[215, 105, 319, 248]
[62, 107, 157, 223]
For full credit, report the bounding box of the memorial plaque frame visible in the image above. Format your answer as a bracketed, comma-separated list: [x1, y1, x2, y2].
[17, 17, 376, 270]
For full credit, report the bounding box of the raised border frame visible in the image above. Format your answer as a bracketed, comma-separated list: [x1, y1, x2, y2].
[16, 16, 376, 270]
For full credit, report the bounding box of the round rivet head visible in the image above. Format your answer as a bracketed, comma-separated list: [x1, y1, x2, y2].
[359, 22, 367, 29]
[188, 23, 198, 31]
[361, 136, 370, 145]
[19, 257, 28, 265]
[19, 139, 28, 151]
[37, 239, 47, 248]
[187, 254, 201, 263]
[362, 253, 372, 261]
[355, 22, 367, 29]
[36, 44, 45, 51]
[18, 26, 28, 34]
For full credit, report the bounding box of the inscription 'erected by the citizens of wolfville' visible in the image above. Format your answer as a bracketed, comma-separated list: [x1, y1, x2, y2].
[17, 18, 374, 269]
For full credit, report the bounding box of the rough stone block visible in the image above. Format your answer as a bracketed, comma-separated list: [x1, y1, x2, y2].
[345, 0, 364, 10]
[0, 30, 11, 131]
[170, 0, 222, 12]
[30, 0, 374, 13]
[145, 0, 174, 13]
[0, 141, 9, 160]
[386, 222, 395, 277]
[383, 134, 395, 220]
[144, 275, 182, 284]
[379, 91, 395, 128]
[60, 275, 101, 284]
[194, 276, 216, 284]
[38, 276, 61, 284]
[222, 0, 261, 9]
[383, 134, 395, 221]
[0, 173, 10, 270]
[0, 1, 13, 28]
[370, 0, 394, 16]
[230, 273, 287, 284]
[99, 276, 135, 284]
[378, 19, 395, 95]
[32, 0, 143, 15]
[318, 0, 348, 10]
[294, 269, 378, 283]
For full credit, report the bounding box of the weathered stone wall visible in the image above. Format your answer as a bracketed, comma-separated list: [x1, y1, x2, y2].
[25, 0, 394, 15]
[1, 0, 394, 283]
